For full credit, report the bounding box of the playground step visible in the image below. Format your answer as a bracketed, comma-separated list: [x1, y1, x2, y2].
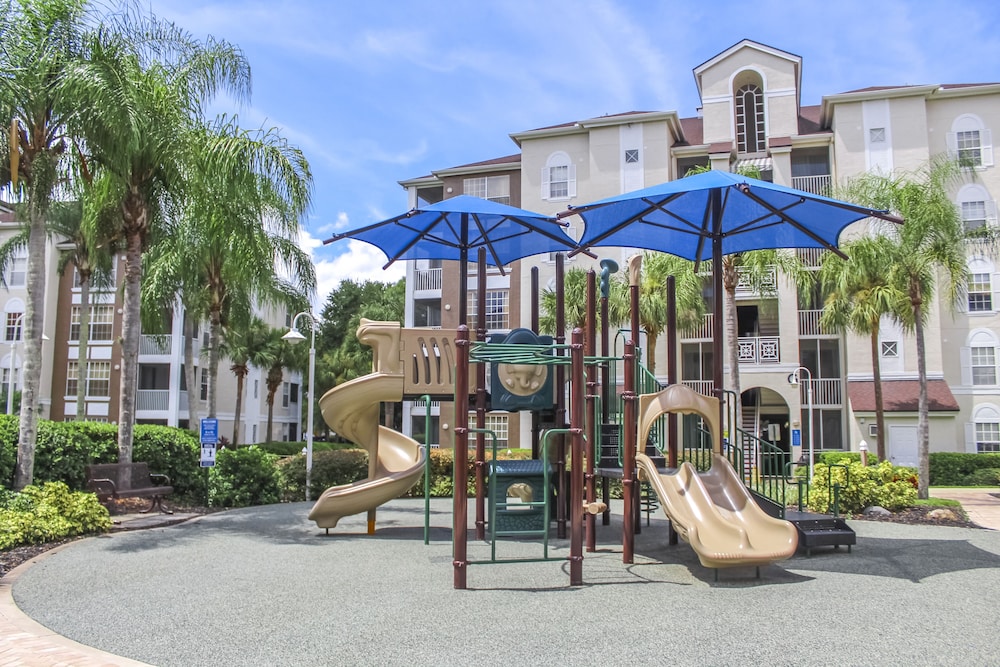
[788, 514, 856, 557]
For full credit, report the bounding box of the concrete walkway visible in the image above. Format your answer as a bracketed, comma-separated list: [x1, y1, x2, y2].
[931, 487, 1000, 530]
[2, 496, 1000, 666]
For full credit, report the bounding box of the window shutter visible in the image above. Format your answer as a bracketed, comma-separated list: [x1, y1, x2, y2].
[993, 273, 1000, 312]
[567, 163, 577, 198]
[988, 199, 998, 226]
[965, 422, 977, 453]
[541, 166, 550, 200]
[961, 346, 972, 386]
[982, 128, 994, 167]
[946, 131, 957, 157]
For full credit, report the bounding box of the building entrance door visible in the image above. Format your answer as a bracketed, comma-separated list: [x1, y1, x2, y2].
[888, 425, 918, 467]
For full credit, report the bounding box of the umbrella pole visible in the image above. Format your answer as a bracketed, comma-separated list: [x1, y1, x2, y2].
[475, 249, 487, 541]
[711, 189, 727, 449]
[555, 252, 567, 539]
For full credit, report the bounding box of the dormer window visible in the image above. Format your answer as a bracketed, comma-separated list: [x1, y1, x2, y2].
[735, 81, 765, 154]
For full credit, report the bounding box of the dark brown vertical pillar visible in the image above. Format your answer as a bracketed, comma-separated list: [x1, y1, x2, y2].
[453, 326, 470, 589]
[475, 249, 487, 541]
[585, 271, 597, 552]
[555, 252, 567, 539]
[530, 266, 540, 459]
[570, 328, 585, 585]
[622, 339, 636, 564]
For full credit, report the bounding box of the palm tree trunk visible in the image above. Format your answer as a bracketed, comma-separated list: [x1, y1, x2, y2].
[645, 332, 658, 379]
[869, 326, 887, 461]
[913, 295, 930, 499]
[75, 276, 91, 420]
[117, 229, 143, 465]
[13, 205, 47, 490]
[723, 269, 742, 443]
[266, 389, 276, 442]
[207, 307, 222, 419]
[183, 316, 199, 431]
[232, 370, 245, 445]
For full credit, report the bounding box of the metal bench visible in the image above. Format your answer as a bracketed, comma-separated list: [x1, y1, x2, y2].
[85, 462, 174, 514]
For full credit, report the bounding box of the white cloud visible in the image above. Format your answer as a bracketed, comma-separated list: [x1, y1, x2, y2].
[300, 230, 405, 308]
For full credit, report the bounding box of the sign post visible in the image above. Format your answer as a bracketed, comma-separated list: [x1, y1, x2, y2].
[200, 418, 218, 505]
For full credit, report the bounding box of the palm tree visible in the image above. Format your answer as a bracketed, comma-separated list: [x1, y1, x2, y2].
[222, 315, 273, 445]
[0, 0, 94, 488]
[838, 158, 968, 498]
[67, 14, 251, 465]
[264, 327, 305, 443]
[819, 236, 908, 461]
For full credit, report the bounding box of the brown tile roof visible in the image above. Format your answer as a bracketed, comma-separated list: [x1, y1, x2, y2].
[677, 116, 703, 146]
[847, 379, 960, 413]
[708, 141, 733, 154]
[798, 105, 826, 134]
[768, 136, 793, 148]
[525, 111, 657, 133]
[447, 154, 520, 170]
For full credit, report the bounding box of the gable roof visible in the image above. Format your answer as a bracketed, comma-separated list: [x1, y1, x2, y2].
[848, 380, 960, 413]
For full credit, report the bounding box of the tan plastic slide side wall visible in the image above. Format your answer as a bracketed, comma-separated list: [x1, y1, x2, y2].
[307, 320, 426, 530]
[635, 384, 797, 569]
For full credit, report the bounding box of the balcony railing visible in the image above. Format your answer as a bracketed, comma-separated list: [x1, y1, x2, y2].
[414, 268, 442, 291]
[797, 378, 842, 406]
[735, 267, 776, 296]
[139, 335, 171, 355]
[737, 336, 780, 364]
[796, 248, 827, 268]
[798, 309, 836, 336]
[682, 380, 715, 397]
[136, 389, 169, 411]
[682, 313, 714, 339]
[791, 175, 832, 196]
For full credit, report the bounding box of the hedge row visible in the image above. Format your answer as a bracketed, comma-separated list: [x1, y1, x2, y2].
[929, 453, 1000, 486]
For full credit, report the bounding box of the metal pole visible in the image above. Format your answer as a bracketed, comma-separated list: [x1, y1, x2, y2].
[806, 369, 815, 483]
[306, 321, 315, 504]
[475, 248, 487, 541]
[453, 325, 470, 590]
[622, 339, 636, 564]
[570, 328, 585, 585]
[584, 271, 597, 553]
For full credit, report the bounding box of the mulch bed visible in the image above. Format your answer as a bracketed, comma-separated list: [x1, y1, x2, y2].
[850, 505, 982, 529]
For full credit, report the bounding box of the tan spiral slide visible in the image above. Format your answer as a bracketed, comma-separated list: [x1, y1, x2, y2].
[636, 384, 798, 569]
[307, 321, 426, 532]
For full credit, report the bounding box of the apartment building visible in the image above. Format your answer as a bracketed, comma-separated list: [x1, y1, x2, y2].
[0, 209, 303, 444]
[399, 39, 998, 466]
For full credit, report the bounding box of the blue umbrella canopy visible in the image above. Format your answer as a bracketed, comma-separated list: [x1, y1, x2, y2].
[562, 169, 901, 418]
[568, 170, 900, 261]
[325, 194, 577, 268]
[325, 195, 578, 322]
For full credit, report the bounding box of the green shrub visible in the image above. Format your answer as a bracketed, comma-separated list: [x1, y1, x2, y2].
[818, 451, 878, 466]
[209, 446, 281, 507]
[930, 452, 1000, 486]
[133, 425, 201, 499]
[255, 440, 343, 457]
[802, 459, 917, 514]
[0, 482, 111, 550]
[32, 421, 107, 489]
[277, 449, 369, 501]
[968, 467, 1000, 486]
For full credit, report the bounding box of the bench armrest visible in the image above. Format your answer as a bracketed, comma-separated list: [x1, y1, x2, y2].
[150, 473, 171, 486]
[87, 477, 117, 495]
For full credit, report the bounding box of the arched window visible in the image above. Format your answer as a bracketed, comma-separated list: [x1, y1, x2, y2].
[969, 404, 1000, 453]
[957, 183, 996, 232]
[3, 299, 24, 342]
[964, 257, 998, 313]
[962, 329, 1000, 386]
[542, 152, 576, 201]
[948, 114, 994, 168]
[735, 80, 765, 155]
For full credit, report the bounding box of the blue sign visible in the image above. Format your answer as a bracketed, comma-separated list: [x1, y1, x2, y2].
[200, 418, 219, 444]
[792, 428, 801, 447]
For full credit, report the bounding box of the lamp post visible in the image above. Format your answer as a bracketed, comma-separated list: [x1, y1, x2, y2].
[788, 366, 814, 481]
[6, 313, 23, 415]
[283, 311, 316, 502]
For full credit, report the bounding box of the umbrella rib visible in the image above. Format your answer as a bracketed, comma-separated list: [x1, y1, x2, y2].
[380, 212, 455, 267]
[736, 187, 849, 259]
[568, 193, 686, 256]
[470, 213, 507, 276]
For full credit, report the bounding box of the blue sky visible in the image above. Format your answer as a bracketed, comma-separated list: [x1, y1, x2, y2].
[149, 0, 1000, 305]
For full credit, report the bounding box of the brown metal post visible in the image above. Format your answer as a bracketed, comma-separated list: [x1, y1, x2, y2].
[570, 328, 586, 585]
[530, 266, 540, 458]
[629, 256, 642, 536]
[475, 249, 487, 541]
[622, 339, 636, 564]
[712, 189, 727, 436]
[453, 326, 470, 589]
[555, 252, 567, 539]
[584, 271, 597, 552]
[666, 275, 679, 546]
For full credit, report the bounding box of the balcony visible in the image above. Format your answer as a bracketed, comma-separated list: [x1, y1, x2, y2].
[791, 175, 832, 196]
[682, 380, 715, 397]
[735, 267, 776, 297]
[139, 335, 171, 356]
[136, 389, 169, 411]
[413, 268, 442, 292]
[796, 248, 827, 269]
[682, 313, 714, 339]
[797, 378, 842, 406]
[798, 309, 837, 336]
[737, 336, 780, 364]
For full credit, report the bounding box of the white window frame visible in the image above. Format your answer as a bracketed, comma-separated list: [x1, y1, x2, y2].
[948, 114, 994, 169]
[66, 361, 79, 396]
[5, 253, 26, 288]
[958, 184, 997, 232]
[467, 289, 509, 332]
[4, 311, 22, 342]
[463, 175, 510, 205]
[86, 361, 111, 397]
[469, 412, 509, 449]
[282, 381, 290, 408]
[968, 272, 993, 312]
[735, 83, 766, 154]
[962, 330, 1000, 387]
[542, 152, 576, 201]
[69, 305, 115, 342]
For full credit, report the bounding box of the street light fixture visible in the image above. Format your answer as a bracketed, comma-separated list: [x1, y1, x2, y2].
[788, 366, 814, 481]
[283, 312, 316, 502]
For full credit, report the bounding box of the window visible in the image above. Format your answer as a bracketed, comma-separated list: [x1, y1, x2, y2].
[972, 346, 997, 385]
[735, 82, 765, 154]
[975, 421, 1000, 453]
[463, 175, 510, 205]
[290, 383, 299, 404]
[542, 152, 576, 201]
[87, 362, 111, 397]
[880, 341, 898, 358]
[469, 413, 508, 449]
[254, 379, 259, 399]
[282, 381, 290, 407]
[69, 305, 115, 341]
[968, 273, 993, 312]
[625, 149, 639, 163]
[869, 128, 886, 143]
[958, 185, 996, 232]
[5, 254, 26, 288]
[74, 264, 116, 290]
[66, 362, 79, 396]
[200, 368, 208, 401]
[868, 423, 878, 438]
[948, 115, 994, 168]
[5, 312, 22, 342]
[467, 290, 509, 331]
[963, 201, 988, 232]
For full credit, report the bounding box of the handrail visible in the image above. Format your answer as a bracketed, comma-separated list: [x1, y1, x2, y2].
[734, 426, 789, 516]
[422, 394, 433, 545]
[827, 463, 850, 517]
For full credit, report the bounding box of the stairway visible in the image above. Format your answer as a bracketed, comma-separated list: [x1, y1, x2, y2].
[786, 510, 857, 556]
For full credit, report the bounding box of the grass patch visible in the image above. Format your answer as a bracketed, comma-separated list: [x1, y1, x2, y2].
[913, 497, 962, 508]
